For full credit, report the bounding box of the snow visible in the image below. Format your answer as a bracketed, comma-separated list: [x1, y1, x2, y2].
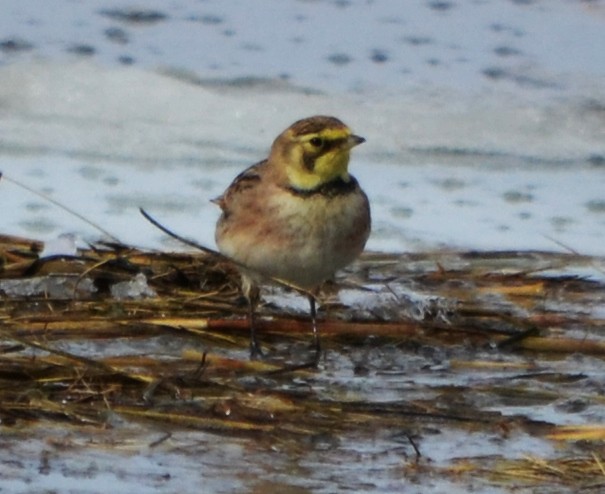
[0, 1, 603, 254]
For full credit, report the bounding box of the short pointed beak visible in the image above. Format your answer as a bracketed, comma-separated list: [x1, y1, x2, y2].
[348, 134, 366, 148]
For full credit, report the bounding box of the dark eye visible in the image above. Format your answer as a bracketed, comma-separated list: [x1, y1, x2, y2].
[309, 137, 324, 148]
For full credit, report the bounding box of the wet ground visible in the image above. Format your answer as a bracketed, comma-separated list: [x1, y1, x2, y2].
[1, 238, 604, 493]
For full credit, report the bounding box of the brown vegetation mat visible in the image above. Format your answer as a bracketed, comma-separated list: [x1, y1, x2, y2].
[1, 233, 604, 491]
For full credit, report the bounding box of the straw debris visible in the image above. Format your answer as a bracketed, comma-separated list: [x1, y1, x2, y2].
[1, 234, 604, 489]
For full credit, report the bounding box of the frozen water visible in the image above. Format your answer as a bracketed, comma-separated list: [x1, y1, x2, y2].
[40, 233, 78, 257]
[0, 0, 603, 256]
[110, 272, 157, 300]
[0, 275, 96, 299]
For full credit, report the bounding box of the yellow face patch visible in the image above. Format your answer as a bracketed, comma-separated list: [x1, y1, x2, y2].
[285, 127, 360, 190]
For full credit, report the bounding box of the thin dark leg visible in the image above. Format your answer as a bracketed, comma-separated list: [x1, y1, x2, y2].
[247, 297, 263, 359]
[243, 277, 263, 359]
[309, 294, 321, 364]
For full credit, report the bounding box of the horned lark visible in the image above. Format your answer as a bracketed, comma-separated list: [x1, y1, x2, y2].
[213, 115, 371, 362]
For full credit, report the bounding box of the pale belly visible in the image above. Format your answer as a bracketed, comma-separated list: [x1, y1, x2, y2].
[216, 187, 370, 289]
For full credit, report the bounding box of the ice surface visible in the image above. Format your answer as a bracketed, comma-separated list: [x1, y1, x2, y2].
[0, 0, 604, 256]
[40, 233, 78, 257]
[0, 275, 96, 299]
[110, 272, 157, 300]
[0, 63, 603, 256]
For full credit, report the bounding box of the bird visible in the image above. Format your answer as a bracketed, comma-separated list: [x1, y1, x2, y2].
[213, 115, 371, 363]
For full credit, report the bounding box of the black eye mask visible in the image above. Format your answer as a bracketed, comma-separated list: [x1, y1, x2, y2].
[301, 137, 347, 171]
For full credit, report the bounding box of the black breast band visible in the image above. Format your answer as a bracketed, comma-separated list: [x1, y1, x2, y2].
[286, 176, 358, 198]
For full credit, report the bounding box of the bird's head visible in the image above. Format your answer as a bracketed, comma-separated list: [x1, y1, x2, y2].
[269, 115, 365, 191]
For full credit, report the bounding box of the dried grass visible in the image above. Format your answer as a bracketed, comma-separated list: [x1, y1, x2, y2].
[1, 234, 605, 489]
